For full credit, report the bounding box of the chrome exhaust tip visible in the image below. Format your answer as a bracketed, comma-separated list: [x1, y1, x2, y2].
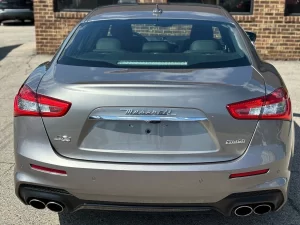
[46, 202, 64, 213]
[29, 199, 46, 210]
[254, 204, 272, 215]
[234, 205, 253, 217]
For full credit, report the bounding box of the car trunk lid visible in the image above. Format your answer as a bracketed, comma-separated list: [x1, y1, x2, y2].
[37, 64, 265, 164]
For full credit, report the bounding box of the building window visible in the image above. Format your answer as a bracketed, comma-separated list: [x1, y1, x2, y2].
[219, 0, 252, 14]
[285, 0, 300, 15]
[168, 0, 253, 14]
[55, 0, 118, 12]
[55, 0, 253, 13]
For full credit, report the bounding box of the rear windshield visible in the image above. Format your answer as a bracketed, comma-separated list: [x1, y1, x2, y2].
[58, 19, 251, 69]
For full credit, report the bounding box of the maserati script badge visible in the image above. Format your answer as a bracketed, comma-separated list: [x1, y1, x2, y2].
[120, 109, 176, 116]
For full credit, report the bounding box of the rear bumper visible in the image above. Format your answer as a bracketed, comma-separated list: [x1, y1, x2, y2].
[19, 185, 284, 216]
[15, 145, 292, 213]
[14, 118, 294, 214]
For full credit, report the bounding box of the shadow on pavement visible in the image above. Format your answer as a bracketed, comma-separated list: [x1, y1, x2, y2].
[58, 120, 300, 225]
[293, 113, 300, 118]
[2, 20, 34, 26]
[0, 44, 21, 61]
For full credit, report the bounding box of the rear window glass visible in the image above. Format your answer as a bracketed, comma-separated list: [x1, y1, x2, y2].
[58, 19, 251, 69]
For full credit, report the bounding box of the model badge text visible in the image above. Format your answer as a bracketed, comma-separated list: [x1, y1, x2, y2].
[225, 139, 246, 145]
[54, 135, 71, 142]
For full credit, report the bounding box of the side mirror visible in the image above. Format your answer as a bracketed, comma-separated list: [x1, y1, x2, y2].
[245, 31, 257, 44]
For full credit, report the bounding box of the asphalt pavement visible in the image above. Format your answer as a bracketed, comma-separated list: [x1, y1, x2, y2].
[0, 24, 300, 225]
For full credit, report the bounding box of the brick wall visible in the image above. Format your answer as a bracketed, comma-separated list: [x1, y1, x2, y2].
[234, 0, 300, 60]
[34, 0, 300, 60]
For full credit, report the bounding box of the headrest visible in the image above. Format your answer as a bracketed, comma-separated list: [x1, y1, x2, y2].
[110, 24, 133, 38]
[95, 38, 122, 51]
[142, 42, 170, 53]
[190, 25, 214, 40]
[189, 40, 221, 51]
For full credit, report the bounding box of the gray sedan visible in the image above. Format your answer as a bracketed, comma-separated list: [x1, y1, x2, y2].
[13, 2, 294, 218]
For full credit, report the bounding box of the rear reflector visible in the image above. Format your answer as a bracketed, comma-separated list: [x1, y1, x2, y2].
[227, 88, 291, 120]
[30, 164, 67, 176]
[14, 85, 71, 117]
[229, 169, 269, 179]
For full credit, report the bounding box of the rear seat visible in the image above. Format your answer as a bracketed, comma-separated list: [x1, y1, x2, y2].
[142, 42, 170, 53]
[185, 40, 222, 53]
[94, 38, 124, 52]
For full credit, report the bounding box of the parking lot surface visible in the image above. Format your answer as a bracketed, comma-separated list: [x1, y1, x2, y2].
[0, 25, 300, 225]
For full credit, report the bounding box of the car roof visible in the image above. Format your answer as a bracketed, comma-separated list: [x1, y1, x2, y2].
[84, 4, 232, 23]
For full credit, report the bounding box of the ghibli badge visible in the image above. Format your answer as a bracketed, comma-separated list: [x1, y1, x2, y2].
[54, 135, 71, 142]
[226, 139, 246, 145]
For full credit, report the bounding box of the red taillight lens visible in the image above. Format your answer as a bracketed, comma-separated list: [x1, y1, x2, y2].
[227, 88, 291, 120]
[14, 85, 71, 117]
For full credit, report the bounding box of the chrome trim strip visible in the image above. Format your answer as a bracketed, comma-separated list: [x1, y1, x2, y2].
[89, 115, 207, 122]
[75, 204, 211, 212]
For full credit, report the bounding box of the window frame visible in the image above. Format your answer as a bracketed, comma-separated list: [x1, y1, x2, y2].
[53, 0, 118, 13]
[53, 0, 254, 15]
[219, 0, 254, 15]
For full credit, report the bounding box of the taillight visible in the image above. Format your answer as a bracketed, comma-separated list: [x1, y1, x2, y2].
[227, 87, 291, 120]
[14, 85, 71, 117]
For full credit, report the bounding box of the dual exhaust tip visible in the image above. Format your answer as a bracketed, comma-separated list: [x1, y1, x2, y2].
[234, 204, 272, 217]
[29, 199, 64, 213]
[28, 199, 272, 216]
